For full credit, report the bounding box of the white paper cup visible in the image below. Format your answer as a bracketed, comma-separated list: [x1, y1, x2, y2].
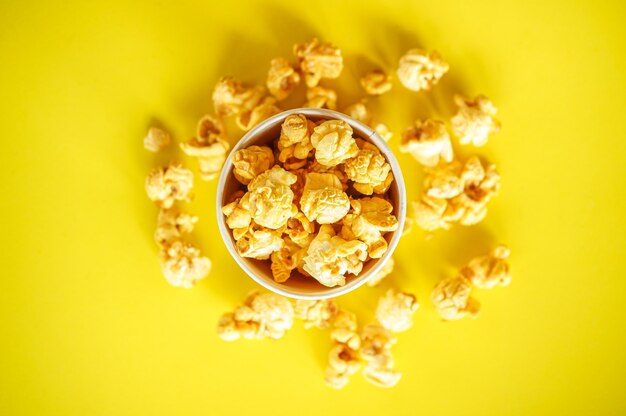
[216, 108, 406, 300]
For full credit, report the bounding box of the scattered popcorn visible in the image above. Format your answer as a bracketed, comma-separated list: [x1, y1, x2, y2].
[343, 101, 373, 126]
[367, 257, 395, 287]
[217, 291, 294, 341]
[412, 195, 457, 231]
[154, 207, 198, 249]
[376, 289, 419, 332]
[399, 119, 453, 167]
[344, 140, 392, 195]
[236, 96, 281, 131]
[451, 94, 501, 146]
[431, 275, 480, 320]
[300, 172, 350, 224]
[267, 57, 301, 101]
[294, 299, 338, 329]
[397, 49, 449, 92]
[294, 38, 343, 88]
[245, 165, 298, 229]
[143, 127, 171, 152]
[181, 115, 230, 181]
[160, 240, 211, 288]
[310, 119, 359, 167]
[325, 309, 361, 389]
[232, 145, 275, 185]
[461, 245, 511, 289]
[212, 76, 265, 117]
[360, 323, 401, 388]
[342, 197, 398, 259]
[360, 69, 392, 95]
[373, 123, 393, 142]
[305, 86, 338, 110]
[145, 162, 194, 208]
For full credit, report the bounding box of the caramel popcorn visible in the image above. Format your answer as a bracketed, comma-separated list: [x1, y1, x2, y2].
[245, 165, 298, 229]
[397, 49, 448, 92]
[325, 309, 362, 389]
[303, 225, 368, 287]
[310, 119, 359, 167]
[160, 240, 211, 288]
[399, 119, 454, 167]
[360, 69, 392, 95]
[232, 145, 275, 185]
[217, 291, 294, 341]
[305, 86, 338, 110]
[154, 207, 198, 249]
[294, 299, 338, 329]
[431, 275, 480, 320]
[212, 76, 265, 117]
[376, 289, 419, 332]
[344, 140, 392, 195]
[267, 57, 301, 101]
[236, 96, 281, 131]
[294, 38, 343, 88]
[143, 127, 170, 152]
[367, 257, 395, 287]
[300, 172, 350, 224]
[235, 222, 284, 260]
[343, 101, 373, 126]
[461, 245, 511, 289]
[343, 197, 398, 259]
[451, 94, 501, 146]
[221, 191, 252, 230]
[373, 123, 393, 142]
[181, 115, 230, 181]
[270, 237, 306, 282]
[145, 162, 194, 208]
[284, 212, 316, 248]
[278, 114, 315, 163]
[360, 323, 401, 388]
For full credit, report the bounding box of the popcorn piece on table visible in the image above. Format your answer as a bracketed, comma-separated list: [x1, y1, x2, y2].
[431, 275, 480, 320]
[461, 245, 511, 289]
[278, 114, 315, 164]
[160, 240, 211, 289]
[145, 162, 194, 209]
[212, 76, 266, 117]
[293, 38, 343, 88]
[300, 172, 350, 224]
[236, 96, 281, 131]
[450, 157, 500, 226]
[180, 115, 230, 181]
[304, 86, 338, 110]
[367, 257, 395, 287]
[217, 291, 294, 341]
[303, 224, 368, 287]
[143, 127, 171, 152]
[412, 195, 458, 232]
[294, 299, 339, 329]
[451, 94, 501, 147]
[397, 49, 448, 92]
[373, 123, 393, 142]
[342, 101, 393, 143]
[154, 207, 198, 249]
[270, 237, 307, 282]
[360, 323, 401, 388]
[325, 309, 362, 389]
[310, 119, 359, 167]
[360, 69, 392, 95]
[343, 139, 392, 195]
[399, 119, 453, 167]
[342, 197, 398, 259]
[232, 145, 275, 185]
[376, 289, 419, 333]
[266, 57, 301, 101]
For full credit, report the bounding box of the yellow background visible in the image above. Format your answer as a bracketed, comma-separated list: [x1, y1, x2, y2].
[1, 0, 625, 414]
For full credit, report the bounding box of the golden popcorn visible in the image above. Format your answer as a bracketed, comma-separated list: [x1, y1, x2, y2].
[235, 222, 284, 260]
[461, 245, 511, 289]
[303, 225, 368, 287]
[300, 172, 350, 224]
[154, 207, 198, 249]
[232, 145, 275, 185]
[360, 323, 401, 388]
[160, 240, 211, 288]
[278, 114, 315, 163]
[293, 299, 338, 329]
[376, 289, 419, 332]
[245, 165, 298, 229]
[373, 123, 393, 142]
[217, 291, 294, 341]
[310, 119, 359, 167]
[412, 195, 459, 231]
[325, 309, 362, 389]
[344, 141, 391, 195]
[180, 115, 230, 181]
[343, 101, 372, 126]
[293, 38, 343, 88]
[343, 197, 398, 259]
[221, 191, 253, 230]
[360, 69, 392, 95]
[452, 157, 500, 226]
[451, 94, 501, 147]
[304, 86, 338, 110]
[284, 212, 316, 248]
[145, 162, 194, 209]
[236, 96, 281, 131]
[397, 49, 449, 92]
[431, 275, 480, 320]
[367, 257, 395, 287]
[266, 57, 301, 101]
[270, 237, 306, 282]
[143, 126, 170, 152]
[212, 76, 266, 117]
[399, 119, 454, 167]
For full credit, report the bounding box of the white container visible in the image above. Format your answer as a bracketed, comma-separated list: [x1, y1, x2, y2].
[216, 108, 406, 300]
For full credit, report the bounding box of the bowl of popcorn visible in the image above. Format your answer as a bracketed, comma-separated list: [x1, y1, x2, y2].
[217, 108, 406, 299]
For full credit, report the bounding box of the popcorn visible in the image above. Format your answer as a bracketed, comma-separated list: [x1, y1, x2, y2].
[360, 323, 401, 388]
[266, 57, 301, 101]
[373, 123, 393, 142]
[360, 69, 392, 95]
[217, 291, 294, 341]
[278, 114, 315, 163]
[412, 195, 457, 231]
[303, 225, 368, 287]
[461, 245, 511, 289]
[325, 309, 361, 389]
[294, 38, 343, 88]
[284, 211, 316, 248]
[294, 299, 338, 329]
[431, 275, 480, 320]
[451, 94, 501, 146]
[180, 115, 230, 181]
[160, 240, 211, 288]
[245, 165, 298, 229]
[232, 145, 275, 185]
[342, 197, 398, 259]
[236, 96, 281, 131]
[344, 140, 392, 195]
[270, 237, 306, 282]
[212, 76, 266, 117]
[367, 257, 395, 287]
[399, 119, 454, 167]
[300, 172, 350, 224]
[221, 191, 253, 230]
[343, 101, 372, 126]
[305, 86, 338, 110]
[397, 49, 449, 92]
[154, 207, 198, 249]
[310, 119, 359, 167]
[235, 222, 284, 260]
[375, 289, 419, 332]
[143, 127, 170, 152]
[145, 162, 194, 208]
